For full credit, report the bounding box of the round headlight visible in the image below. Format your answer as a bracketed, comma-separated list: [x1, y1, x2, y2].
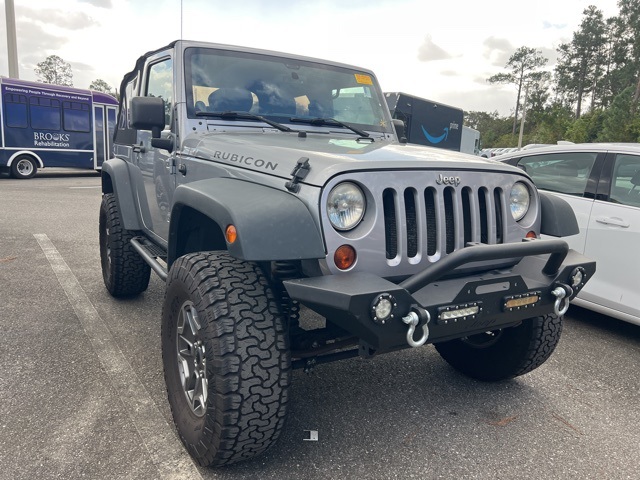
[509, 182, 530, 221]
[327, 182, 365, 231]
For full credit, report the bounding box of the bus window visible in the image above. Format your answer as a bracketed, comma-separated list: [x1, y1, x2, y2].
[30, 97, 61, 130]
[4, 93, 28, 128]
[63, 101, 91, 132]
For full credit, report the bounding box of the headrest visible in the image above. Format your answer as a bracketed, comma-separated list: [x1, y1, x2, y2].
[208, 88, 253, 112]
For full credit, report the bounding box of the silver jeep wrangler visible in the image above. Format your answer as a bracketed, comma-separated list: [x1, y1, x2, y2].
[99, 40, 595, 467]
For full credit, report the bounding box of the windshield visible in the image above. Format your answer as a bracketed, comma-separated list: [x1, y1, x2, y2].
[184, 47, 393, 134]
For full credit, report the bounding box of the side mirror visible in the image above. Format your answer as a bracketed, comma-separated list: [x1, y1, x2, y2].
[131, 96, 165, 138]
[392, 118, 407, 144]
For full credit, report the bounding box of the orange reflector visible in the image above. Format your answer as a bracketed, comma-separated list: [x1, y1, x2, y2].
[526, 231, 538, 239]
[225, 225, 237, 244]
[334, 245, 356, 270]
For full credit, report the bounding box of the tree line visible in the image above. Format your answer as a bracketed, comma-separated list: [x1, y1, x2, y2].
[466, 0, 640, 147]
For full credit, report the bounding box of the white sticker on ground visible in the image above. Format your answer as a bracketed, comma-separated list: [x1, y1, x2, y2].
[34, 233, 203, 480]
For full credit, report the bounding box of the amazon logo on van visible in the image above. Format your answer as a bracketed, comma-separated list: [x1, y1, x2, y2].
[421, 122, 459, 145]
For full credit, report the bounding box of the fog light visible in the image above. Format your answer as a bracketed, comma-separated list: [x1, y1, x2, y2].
[440, 306, 480, 320]
[371, 293, 396, 324]
[570, 267, 585, 288]
[505, 295, 539, 309]
[437, 303, 481, 324]
[503, 291, 541, 311]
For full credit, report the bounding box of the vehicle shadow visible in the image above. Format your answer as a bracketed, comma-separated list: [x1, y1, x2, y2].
[568, 305, 640, 341]
[0, 168, 101, 179]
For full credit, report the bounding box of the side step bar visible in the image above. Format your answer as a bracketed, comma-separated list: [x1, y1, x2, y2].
[130, 237, 168, 281]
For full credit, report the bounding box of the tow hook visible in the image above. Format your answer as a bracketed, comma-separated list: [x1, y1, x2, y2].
[551, 283, 573, 316]
[402, 307, 430, 348]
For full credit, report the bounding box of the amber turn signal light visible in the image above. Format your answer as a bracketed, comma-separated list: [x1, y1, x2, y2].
[526, 231, 538, 239]
[225, 225, 237, 244]
[334, 245, 356, 270]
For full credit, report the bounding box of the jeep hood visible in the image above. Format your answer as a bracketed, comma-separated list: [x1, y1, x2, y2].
[182, 130, 524, 187]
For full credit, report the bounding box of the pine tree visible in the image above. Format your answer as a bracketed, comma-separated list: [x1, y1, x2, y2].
[554, 6, 607, 118]
[487, 47, 549, 135]
[89, 79, 114, 94]
[34, 55, 73, 86]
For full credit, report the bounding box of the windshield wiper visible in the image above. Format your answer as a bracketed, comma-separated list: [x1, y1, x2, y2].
[196, 111, 292, 132]
[289, 117, 370, 138]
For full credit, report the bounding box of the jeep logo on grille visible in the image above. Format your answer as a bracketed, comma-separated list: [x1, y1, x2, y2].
[436, 174, 461, 186]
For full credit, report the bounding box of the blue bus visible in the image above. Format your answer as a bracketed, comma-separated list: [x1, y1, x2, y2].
[0, 78, 118, 179]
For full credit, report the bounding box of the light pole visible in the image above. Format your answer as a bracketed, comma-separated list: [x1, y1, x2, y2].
[5, 0, 19, 78]
[517, 84, 529, 149]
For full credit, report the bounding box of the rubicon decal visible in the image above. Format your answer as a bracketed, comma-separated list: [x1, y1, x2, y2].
[212, 150, 278, 171]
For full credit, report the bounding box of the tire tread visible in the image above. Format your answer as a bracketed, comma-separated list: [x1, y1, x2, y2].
[162, 252, 290, 467]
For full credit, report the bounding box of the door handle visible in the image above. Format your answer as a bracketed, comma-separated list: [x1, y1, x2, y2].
[595, 216, 630, 228]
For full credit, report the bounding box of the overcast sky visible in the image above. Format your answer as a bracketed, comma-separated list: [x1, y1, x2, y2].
[0, 0, 621, 116]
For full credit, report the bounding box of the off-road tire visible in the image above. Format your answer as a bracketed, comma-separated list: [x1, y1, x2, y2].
[162, 251, 291, 467]
[10, 156, 37, 179]
[434, 314, 562, 381]
[99, 193, 151, 296]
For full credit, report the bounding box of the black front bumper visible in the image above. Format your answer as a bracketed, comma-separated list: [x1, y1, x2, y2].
[283, 239, 596, 352]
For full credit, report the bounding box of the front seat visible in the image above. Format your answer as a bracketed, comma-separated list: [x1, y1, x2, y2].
[208, 88, 253, 112]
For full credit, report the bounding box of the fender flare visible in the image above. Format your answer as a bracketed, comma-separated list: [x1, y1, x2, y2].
[100, 157, 142, 230]
[539, 192, 579, 237]
[169, 178, 325, 265]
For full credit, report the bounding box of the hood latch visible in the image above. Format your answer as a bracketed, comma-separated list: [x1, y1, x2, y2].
[285, 157, 310, 193]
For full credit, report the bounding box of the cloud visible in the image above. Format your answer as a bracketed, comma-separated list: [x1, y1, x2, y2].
[417, 35, 453, 62]
[483, 36, 514, 67]
[17, 7, 98, 30]
[16, 22, 67, 69]
[440, 70, 458, 77]
[543, 20, 567, 29]
[80, 0, 113, 7]
[438, 86, 515, 117]
[70, 61, 97, 73]
[539, 46, 559, 67]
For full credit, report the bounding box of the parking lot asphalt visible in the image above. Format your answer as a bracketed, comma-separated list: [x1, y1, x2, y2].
[1, 169, 639, 480]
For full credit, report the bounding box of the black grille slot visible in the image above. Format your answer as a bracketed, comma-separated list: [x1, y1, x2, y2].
[383, 189, 397, 259]
[478, 188, 489, 244]
[444, 187, 455, 253]
[462, 187, 472, 246]
[494, 189, 504, 244]
[404, 189, 418, 258]
[374, 176, 509, 267]
[424, 188, 437, 256]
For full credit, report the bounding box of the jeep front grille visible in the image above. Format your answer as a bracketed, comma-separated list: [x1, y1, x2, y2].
[320, 170, 536, 277]
[383, 186, 505, 261]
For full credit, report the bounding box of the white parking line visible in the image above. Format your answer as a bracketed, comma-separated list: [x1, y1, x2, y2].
[34, 233, 203, 480]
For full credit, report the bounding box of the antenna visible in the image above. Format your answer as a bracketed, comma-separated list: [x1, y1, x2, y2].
[180, 0, 183, 40]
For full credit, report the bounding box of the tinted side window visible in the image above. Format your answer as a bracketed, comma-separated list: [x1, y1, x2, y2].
[517, 152, 598, 196]
[63, 101, 91, 132]
[30, 97, 61, 130]
[610, 154, 640, 207]
[4, 93, 28, 128]
[146, 58, 173, 127]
